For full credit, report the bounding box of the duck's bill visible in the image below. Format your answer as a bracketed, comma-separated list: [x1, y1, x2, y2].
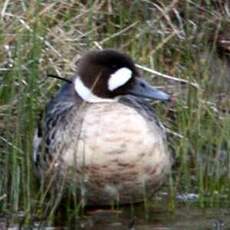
[128, 78, 170, 101]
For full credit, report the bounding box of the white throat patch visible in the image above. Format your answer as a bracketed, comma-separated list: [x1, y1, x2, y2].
[108, 67, 132, 91]
[74, 77, 114, 103]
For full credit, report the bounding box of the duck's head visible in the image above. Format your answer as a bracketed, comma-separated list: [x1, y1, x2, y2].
[74, 49, 170, 103]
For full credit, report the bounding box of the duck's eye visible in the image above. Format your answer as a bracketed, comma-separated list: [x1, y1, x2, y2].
[140, 82, 146, 88]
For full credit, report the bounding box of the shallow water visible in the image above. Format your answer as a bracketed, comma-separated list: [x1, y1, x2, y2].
[76, 206, 229, 230]
[68, 207, 229, 230]
[4, 201, 230, 230]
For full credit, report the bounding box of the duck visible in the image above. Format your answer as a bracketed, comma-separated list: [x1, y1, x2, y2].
[33, 49, 172, 206]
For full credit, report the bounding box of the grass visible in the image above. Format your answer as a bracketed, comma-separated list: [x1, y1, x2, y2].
[0, 0, 230, 226]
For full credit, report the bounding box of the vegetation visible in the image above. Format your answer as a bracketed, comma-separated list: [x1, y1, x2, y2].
[0, 0, 229, 226]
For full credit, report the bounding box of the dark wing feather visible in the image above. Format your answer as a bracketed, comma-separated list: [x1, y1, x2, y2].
[33, 82, 82, 174]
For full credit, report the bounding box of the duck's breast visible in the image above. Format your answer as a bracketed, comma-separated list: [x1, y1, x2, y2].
[62, 99, 171, 180]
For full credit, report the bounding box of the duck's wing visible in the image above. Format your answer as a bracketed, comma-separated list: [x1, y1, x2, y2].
[33, 82, 82, 176]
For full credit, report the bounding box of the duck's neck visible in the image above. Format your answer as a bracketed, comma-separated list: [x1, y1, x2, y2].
[74, 77, 116, 103]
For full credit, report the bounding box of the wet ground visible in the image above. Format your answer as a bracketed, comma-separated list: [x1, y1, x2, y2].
[3, 196, 230, 230]
[61, 207, 228, 230]
[67, 206, 229, 230]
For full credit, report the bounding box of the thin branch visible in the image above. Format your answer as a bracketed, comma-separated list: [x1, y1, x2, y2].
[166, 128, 184, 139]
[0, 194, 7, 201]
[47, 74, 72, 83]
[93, 41, 199, 89]
[136, 64, 200, 89]
[93, 41, 103, 50]
[0, 136, 24, 154]
[1, 0, 10, 18]
[99, 21, 139, 44]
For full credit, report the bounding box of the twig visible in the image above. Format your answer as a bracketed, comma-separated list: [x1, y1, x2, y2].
[152, 2, 184, 39]
[94, 41, 103, 50]
[0, 136, 24, 154]
[99, 21, 139, 44]
[47, 74, 72, 83]
[3, 12, 62, 57]
[166, 128, 184, 139]
[136, 64, 200, 89]
[0, 194, 7, 201]
[1, 0, 10, 18]
[150, 31, 177, 55]
[93, 42, 199, 89]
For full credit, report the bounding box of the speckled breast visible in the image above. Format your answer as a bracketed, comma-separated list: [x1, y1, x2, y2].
[58, 100, 171, 205]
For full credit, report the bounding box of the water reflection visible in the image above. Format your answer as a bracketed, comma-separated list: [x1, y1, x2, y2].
[3, 200, 230, 229]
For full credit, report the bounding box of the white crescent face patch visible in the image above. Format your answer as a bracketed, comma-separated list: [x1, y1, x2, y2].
[108, 67, 132, 91]
[74, 77, 114, 103]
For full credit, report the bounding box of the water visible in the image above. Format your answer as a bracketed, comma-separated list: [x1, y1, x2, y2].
[3, 201, 230, 229]
[70, 206, 229, 230]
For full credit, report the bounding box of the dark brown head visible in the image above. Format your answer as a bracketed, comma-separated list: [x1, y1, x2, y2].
[74, 49, 170, 102]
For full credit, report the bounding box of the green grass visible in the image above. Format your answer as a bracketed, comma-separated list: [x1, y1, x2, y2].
[0, 0, 230, 226]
